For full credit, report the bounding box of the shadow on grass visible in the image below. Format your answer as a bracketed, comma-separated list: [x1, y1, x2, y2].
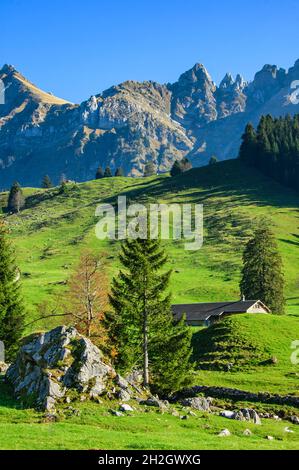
[0, 377, 22, 410]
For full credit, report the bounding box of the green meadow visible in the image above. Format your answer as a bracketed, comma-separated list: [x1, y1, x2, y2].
[1, 159, 299, 450]
[1, 159, 298, 331]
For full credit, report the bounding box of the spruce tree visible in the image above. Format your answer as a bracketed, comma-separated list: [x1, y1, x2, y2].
[115, 167, 124, 177]
[239, 123, 257, 164]
[143, 161, 156, 177]
[180, 157, 192, 172]
[240, 221, 285, 314]
[170, 158, 192, 176]
[109, 237, 193, 394]
[209, 155, 218, 165]
[170, 160, 183, 176]
[42, 175, 53, 188]
[104, 166, 112, 177]
[0, 222, 25, 360]
[59, 173, 66, 184]
[96, 166, 104, 179]
[7, 182, 24, 213]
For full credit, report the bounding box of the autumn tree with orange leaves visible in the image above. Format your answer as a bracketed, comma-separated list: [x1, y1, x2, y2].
[64, 250, 111, 352]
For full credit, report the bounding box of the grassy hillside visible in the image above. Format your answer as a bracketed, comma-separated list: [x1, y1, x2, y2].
[1, 159, 298, 331]
[192, 314, 299, 395]
[0, 381, 298, 450]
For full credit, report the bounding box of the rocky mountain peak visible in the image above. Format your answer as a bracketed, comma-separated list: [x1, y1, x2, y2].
[219, 73, 235, 90]
[287, 59, 299, 83]
[246, 63, 287, 106]
[169, 62, 217, 128]
[0, 64, 17, 75]
[235, 74, 247, 90]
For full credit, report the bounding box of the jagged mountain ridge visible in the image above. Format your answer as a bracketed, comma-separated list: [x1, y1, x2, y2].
[1, 59, 299, 187]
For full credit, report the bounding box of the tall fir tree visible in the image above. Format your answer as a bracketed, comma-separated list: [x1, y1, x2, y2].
[180, 157, 192, 172]
[41, 175, 53, 188]
[209, 155, 219, 165]
[7, 182, 24, 213]
[0, 222, 25, 360]
[240, 220, 285, 314]
[96, 166, 104, 179]
[109, 237, 193, 394]
[170, 158, 192, 176]
[239, 123, 257, 164]
[115, 167, 124, 177]
[104, 166, 112, 178]
[143, 161, 156, 177]
[170, 160, 183, 176]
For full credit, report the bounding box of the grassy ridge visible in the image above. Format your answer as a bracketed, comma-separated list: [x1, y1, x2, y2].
[192, 314, 299, 395]
[1, 159, 298, 331]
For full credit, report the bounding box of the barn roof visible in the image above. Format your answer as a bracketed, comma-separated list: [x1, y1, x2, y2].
[172, 300, 269, 322]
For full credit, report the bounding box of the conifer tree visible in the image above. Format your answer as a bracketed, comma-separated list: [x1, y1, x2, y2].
[239, 123, 257, 164]
[115, 167, 124, 177]
[170, 158, 192, 176]
[143, 161, 156, 177]
[170, 160, 183, 176]
[240, 220, 285, 314]
[0, 222, 25, 360]
[41, 175, 53, 188]
[59, 173, 66, 184]
[7, 182, 24, 213]
[180, 157, 192, 172]
[209, 155, 218, 165]
[96, 166, 104, 179]
[109, 237, 193, 394]
[104, 166, 112, 178]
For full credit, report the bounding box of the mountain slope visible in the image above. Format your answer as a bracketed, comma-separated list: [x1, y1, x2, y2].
[1, 160, 298, 330]
[1, 59, 299, 187]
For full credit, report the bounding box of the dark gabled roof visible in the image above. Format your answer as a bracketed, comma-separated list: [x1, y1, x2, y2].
[172, 300, 267, 322]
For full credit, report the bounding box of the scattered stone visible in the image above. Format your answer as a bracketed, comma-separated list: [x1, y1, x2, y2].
[139, 397, 166, 408]
[220, 410, 235, 419]
[266, 435, 274, 441]
[180, 415, 189, 420]
[65, 396, 71, 404]
[0, 362, 9, 374]
[243, 429, 252, 436]
[218, 429, 231, 437]
[189, 411, 197, 417]
[67, 406, 80, 416]
[80, 395, 87, 402]
[180, 397, 211, 411]
[220, 408, 261, 425]
[284, 427, 294, 433]
[270, 356, 278, 364]
[111, 410, 123, 417]
[43, 412, 59, 423]
[119, 403, 134, 412]
[171, 410, 180, 417]
[290, 416, 299, 425]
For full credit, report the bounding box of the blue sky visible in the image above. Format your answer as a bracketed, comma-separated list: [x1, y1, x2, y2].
[2, 0, 299, 103]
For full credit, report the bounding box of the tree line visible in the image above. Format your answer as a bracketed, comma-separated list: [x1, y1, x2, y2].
[239, 114, 299, 192]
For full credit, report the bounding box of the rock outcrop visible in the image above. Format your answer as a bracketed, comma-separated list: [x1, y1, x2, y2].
[6, 325, 135, 411]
